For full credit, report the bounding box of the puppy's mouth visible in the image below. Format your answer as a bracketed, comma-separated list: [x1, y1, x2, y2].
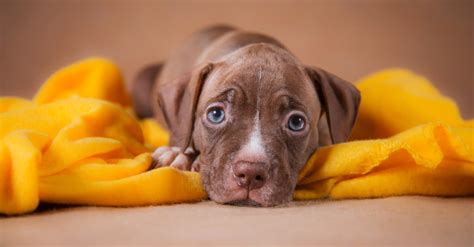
[210, 185, 265, 206]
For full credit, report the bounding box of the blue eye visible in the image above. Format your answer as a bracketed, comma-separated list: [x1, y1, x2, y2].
[288, 114, 305, 131]
[207, 107, 225, 124]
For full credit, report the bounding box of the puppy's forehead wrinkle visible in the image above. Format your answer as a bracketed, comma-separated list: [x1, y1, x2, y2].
[217, 43, 298, 66]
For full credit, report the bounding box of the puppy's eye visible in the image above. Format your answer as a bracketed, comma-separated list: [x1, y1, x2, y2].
[288, 114, 305, 132]
[207, 107, 225, 124]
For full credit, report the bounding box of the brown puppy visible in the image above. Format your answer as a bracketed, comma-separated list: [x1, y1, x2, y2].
[133, 25, 360, 206]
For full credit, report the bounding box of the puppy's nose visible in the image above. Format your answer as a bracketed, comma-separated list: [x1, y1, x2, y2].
[232, 162, 267, 190]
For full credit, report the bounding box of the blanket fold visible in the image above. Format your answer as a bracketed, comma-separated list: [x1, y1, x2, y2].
[1, 58, 472, 215]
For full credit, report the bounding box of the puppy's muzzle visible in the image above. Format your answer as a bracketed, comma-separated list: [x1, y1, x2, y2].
[232, 162, 268, 191]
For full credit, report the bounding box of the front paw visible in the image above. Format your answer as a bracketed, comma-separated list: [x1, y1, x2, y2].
[151, 146, 193, 171]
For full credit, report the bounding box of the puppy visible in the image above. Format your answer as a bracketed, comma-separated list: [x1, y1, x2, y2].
[133, 25, 360, 206]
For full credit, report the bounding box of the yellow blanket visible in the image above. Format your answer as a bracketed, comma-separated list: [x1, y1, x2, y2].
[1, 58, 473, 215]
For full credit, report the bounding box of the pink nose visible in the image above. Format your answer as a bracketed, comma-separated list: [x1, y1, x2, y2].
[232, 162, 267, 190]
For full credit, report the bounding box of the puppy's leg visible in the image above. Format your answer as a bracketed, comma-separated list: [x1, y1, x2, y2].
[151, 146, 197, 171]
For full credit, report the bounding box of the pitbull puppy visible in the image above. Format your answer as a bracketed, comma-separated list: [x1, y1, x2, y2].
[133, 25, 360, 206]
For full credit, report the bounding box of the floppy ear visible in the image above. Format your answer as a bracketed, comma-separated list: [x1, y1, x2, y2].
[305, 66, 361, 144]
[155, 63, 213, 149]
[132, 63, 163, 118]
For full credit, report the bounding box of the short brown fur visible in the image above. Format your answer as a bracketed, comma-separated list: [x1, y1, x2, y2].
[133, 25, 360, 206]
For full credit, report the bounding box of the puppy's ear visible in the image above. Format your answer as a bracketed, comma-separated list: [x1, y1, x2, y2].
[305, 66, 360, 144]
[156, 63, 213, 149]
[132, 63, 163, 118]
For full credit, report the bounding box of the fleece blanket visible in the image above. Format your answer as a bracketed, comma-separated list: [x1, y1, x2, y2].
[1, 58, 473, 215]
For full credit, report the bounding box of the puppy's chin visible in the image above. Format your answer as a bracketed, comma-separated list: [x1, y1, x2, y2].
[226, 199, 262, 207]
[216, 193, 292, 207]
[205, 184, 293, 207]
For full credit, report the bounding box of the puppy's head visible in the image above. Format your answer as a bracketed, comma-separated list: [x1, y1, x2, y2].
[156, 44, 360, 206]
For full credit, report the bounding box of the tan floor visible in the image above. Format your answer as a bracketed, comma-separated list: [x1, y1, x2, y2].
[1, 197, 473, 246]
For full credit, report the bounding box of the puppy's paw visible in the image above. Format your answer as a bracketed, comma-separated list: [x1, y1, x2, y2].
[151, 146, 193, 171]
[191, 160, 201, 172]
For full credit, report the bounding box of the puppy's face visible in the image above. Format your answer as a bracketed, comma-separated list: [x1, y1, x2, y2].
[158, 44, 360, 206]
[193, 54, 320, 206]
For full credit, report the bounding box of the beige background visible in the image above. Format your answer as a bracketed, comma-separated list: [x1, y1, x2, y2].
[1, 0, 473, 117]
